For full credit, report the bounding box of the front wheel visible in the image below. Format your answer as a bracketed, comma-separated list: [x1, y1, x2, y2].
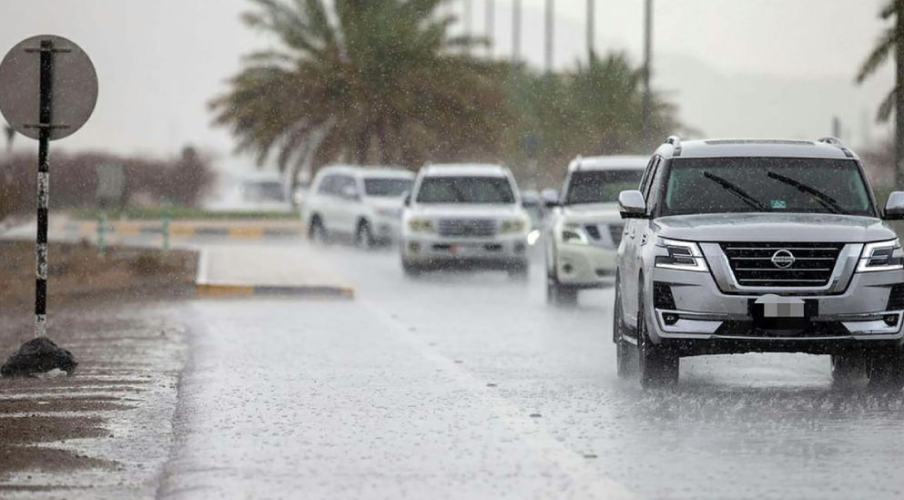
[637, 297, 679, 388]
[309, 216, 328, 245]
[831, 353, 867, 386]
[867, 349, 904, 391]
[546, 274, 577, 306]
[614, 284, 637, 378]
[355, 221, 376, 250]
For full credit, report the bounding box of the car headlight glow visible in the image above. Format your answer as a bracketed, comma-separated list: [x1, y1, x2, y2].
[655, 238, 709, 272]
[499, 218, 527, 234]
[407, 218, 435, 233]
[560, 223, 590, 245]
[857, 239, 904, 272]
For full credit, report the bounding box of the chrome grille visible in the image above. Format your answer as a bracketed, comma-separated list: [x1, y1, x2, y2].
[437, 219, 497, 238]
[720, 242, 843, 288]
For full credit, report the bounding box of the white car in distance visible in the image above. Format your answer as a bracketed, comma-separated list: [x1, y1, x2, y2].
[545, 156, 647, 304]
[303, 165, 415, 247]
[401, 164, 531, 277]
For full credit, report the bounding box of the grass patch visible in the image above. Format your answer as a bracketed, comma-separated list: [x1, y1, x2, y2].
[74, 206, 299, 221]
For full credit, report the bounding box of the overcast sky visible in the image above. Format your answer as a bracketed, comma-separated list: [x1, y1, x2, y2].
[0, 0, 894, 165]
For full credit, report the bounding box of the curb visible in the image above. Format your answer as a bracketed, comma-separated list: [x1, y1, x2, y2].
[194, 249, 354, 300]
[196, 283, 355, 299]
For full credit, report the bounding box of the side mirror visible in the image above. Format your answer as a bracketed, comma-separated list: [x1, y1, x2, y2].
[618, 190, 648, 219]
[885, 191, 904, 220]
[340, 185, 359, 201]
[544, 198, 560, 209]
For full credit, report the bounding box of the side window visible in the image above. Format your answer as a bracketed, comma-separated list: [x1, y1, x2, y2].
[336, 175, 356, 193]
[641, 157, 660, 200]
[646, 159, 668, 215]
[318, 175, 336, 195]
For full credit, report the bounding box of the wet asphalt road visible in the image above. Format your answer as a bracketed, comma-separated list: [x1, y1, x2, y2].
[159, 242, 904, 500]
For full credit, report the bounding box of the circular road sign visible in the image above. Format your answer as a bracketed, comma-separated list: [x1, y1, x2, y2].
[0, 35, 98, 141]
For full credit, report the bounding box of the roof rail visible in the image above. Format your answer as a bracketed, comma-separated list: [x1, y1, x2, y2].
[665, 135, 683, 157]
[818, 137, 854, 158]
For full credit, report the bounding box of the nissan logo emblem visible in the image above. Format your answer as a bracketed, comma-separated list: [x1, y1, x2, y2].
[771, 249, 796, 268]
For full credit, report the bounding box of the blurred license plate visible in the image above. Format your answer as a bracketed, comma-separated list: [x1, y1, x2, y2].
[449, 243, 480, 255]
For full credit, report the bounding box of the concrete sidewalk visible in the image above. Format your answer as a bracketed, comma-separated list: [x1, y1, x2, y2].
[196, 244, 354, 299]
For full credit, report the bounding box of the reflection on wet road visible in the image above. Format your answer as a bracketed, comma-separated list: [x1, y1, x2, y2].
[160, 242, 904, 500]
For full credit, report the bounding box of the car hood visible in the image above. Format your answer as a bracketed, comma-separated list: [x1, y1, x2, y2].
[406, 204, 525, 219]
[561, 203, 622, 224]
[655, 213, 896, 243]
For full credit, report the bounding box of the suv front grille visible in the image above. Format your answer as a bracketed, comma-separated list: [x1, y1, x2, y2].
[720, 242, 843, 288]
[437, 219, 497, 238]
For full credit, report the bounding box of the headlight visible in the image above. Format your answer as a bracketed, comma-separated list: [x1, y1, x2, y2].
[500, 218, 527, 234]
[560, 223, 590, 245]
[655, 238, 708, 272]
[857, 239, 904, 272]
[407, 218, 435, 233]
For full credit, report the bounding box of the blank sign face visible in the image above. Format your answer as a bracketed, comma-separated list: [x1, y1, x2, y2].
[0, 34, 98, 141]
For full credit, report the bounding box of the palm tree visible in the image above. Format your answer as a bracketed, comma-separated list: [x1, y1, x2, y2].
[212, 0, 509, 186]
[858, 0, 904, 189]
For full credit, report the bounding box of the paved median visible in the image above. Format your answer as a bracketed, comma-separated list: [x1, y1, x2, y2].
[195, 245, 354, 300]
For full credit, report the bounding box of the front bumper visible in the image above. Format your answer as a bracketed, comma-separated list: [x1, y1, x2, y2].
[554, 243, 617, 287]
[647, 267, 904, 353]
[401, 233, 529, 265]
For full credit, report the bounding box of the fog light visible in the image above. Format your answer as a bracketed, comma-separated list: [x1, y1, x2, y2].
[515, 243, 526, 254]
[562, 263, 573, 274]
[408, 242, 421, 254]
[663, 313, 680, 326]
[884, 314, 898, 327]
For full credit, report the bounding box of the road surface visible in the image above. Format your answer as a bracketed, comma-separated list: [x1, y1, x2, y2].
[148, 239, 904, 500]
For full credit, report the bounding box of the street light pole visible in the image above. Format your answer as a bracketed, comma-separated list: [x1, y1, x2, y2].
[545, 0, 554, 73]
[464, 0, 473, 55]
[587, 0, 595, 61]
[641, 0, 654, 145]
[512, 0, 522, 64]
[486, 0, 495, 57]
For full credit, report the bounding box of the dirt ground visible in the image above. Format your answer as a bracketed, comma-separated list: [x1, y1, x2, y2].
[0, 241, 196, 499]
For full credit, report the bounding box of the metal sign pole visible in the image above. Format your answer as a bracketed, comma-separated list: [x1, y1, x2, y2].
[34, 39, 53, 338]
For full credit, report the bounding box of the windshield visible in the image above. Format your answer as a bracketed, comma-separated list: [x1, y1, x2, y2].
[661, 158, 874, 217]
[565, 169, 644, 205]
[364, 178, 413, 197]
[415, 176, 515, 204]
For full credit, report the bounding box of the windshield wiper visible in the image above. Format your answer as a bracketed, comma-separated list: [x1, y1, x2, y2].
[766, 171, 847, 215]
[702, 171, 769, 211]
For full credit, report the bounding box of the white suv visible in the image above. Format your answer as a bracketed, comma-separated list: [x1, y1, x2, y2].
[545, 156, 646, 304]
[303, 165, 415, 247]
[401, 164, 531, 276]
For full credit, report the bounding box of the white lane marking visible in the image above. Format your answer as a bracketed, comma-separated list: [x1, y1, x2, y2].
[361, 299, 638, 500]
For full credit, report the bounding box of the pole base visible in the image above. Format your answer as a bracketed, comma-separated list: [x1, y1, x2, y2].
[1, 337, 77, 377]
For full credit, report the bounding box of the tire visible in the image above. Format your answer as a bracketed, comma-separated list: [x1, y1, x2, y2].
[507, 261, 529, 280]
[867, 348, 904, 391]
[831, 353, 867, 385]
[308, 216, 327, 245]
[614, 280, 637, 379]
[546, 274, 577, 306]
[402, 259, 422, 278]
[355, 220, 375, 250]
[637, 293, 679, 388]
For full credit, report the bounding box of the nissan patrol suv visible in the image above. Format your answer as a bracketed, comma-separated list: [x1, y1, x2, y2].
[615, 137, 904, 389]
